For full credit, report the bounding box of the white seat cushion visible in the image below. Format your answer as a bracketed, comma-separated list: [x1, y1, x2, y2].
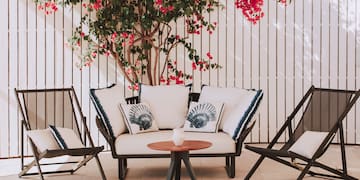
[27, 129, 60, 152]
[140, 85, 189, 129]
[288, 131, 329, 159]
[90, 84, 127, 137]
[115, 130, 236, 155]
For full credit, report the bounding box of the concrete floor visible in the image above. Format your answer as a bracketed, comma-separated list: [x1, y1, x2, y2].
[1, 144, 359, 180]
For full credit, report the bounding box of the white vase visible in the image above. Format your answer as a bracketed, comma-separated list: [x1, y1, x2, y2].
[172, 128, 185, 146]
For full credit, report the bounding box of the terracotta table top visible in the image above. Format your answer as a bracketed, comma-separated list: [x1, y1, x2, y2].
[147, 140, 212, 152]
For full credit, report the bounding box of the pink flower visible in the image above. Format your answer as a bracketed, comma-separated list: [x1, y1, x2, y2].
[93, 0, 102, 10]
[126, 68, 133, 75]
[38, 5, 44, 10]
[192, 62, 197, 70]
[80, 32, 85, 37]
[104, 51, 110, 57]
[133, 83, 139, 91]
[128, 34, 135, 45]
[91, 51, 97, 58]
[206, 52, 213, 60]
[111, 32, 117, 42]
[128, 83, 139, 91]
[175, 35, 180, 40]
[155, 0, 162, 6]
[121, 32, 128, 38]
[160, 76, 166, 83]
[167, 6, 174, 12]
[160, 6, 167, 14]
[175, 78, 184, 84]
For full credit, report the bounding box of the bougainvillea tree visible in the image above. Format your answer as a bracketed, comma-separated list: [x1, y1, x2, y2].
[34, 0, 289, 89]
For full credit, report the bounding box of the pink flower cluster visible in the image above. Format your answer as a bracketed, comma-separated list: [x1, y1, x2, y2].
[128, 83, 139, 91]
[235, 0, 264, 24]
[82, 0, 103, 11]
[191, 52, 214, 71]
[37, 1, 58, 15]
[186, 14, 204, 35]
[155, 0, 174, 14]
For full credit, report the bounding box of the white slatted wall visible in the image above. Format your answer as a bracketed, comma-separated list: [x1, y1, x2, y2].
[0, 0, 359, 158]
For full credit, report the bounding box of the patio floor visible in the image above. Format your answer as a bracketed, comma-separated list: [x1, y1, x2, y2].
[1, 144, 359, 180]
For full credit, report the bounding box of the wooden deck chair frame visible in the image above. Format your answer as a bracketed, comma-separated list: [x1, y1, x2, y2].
[245, 86, 360, 180]
[15, 87, 106, 180]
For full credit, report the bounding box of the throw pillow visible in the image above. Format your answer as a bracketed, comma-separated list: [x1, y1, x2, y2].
[90, 84, 127, 138]
[288, 131, 329, 158]
[140, 85, 189, 129]
[26, 129, 60, 152]
[184, 102, 224, 133]
[119, 103, 159, 134]
[49, 125, 84, 149]
[199, 86, 263, 140]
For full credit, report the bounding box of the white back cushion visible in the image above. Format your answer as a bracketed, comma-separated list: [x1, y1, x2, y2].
[140, 85, 189, 129]
[199, 86, 263, 139]
[199, 87, 249, 129]
[27, 129, 60, 152]
[289, 131, 329, 159]
[90, 84, 127, 137]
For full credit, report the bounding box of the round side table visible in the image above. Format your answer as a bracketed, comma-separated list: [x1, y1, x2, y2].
[147, 140, 212, 180]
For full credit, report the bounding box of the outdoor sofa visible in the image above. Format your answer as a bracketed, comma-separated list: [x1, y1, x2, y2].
[90, 84, 263, 180]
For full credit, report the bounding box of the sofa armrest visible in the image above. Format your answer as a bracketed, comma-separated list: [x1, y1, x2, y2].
[236, 120, 256, 154]
[95, 116, 115, 148]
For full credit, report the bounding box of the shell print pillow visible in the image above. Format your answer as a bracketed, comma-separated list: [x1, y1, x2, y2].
[184, 102, 224, 133]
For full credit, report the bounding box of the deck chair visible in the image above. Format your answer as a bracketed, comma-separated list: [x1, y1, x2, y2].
[245, 86, 360, 180]
[15, 87, 106, 180]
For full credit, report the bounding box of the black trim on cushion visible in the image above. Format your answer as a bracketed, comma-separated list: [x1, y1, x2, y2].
[89, 84, 116, 138]
[49, 125, 68, 149]
[233, 90, 263, 140]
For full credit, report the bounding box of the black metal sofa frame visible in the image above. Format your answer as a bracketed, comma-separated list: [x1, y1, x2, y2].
[94, 93, 256, 180]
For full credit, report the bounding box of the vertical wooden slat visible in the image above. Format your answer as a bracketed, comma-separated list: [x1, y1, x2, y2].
[268, 0, 277, 141]
[293, 0, 304, 129]
[226, 0, 235, 88]
[355, 0, 360, 144]
[277, 4, 286, 142]
[259, 0, 269, 143]
[251, 21, 260, 143]
[217, 1, 226, 88]
[0, 0, 9, 158]
[285, 1, 295, 142]
[346, 0, 356, 144]
[8, 0, 19, 158]
[234, 9, 243, 89]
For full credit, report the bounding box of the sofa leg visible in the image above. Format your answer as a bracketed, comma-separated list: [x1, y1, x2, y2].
[225, 156, 235, 178]
[118, 158, 128, 180]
